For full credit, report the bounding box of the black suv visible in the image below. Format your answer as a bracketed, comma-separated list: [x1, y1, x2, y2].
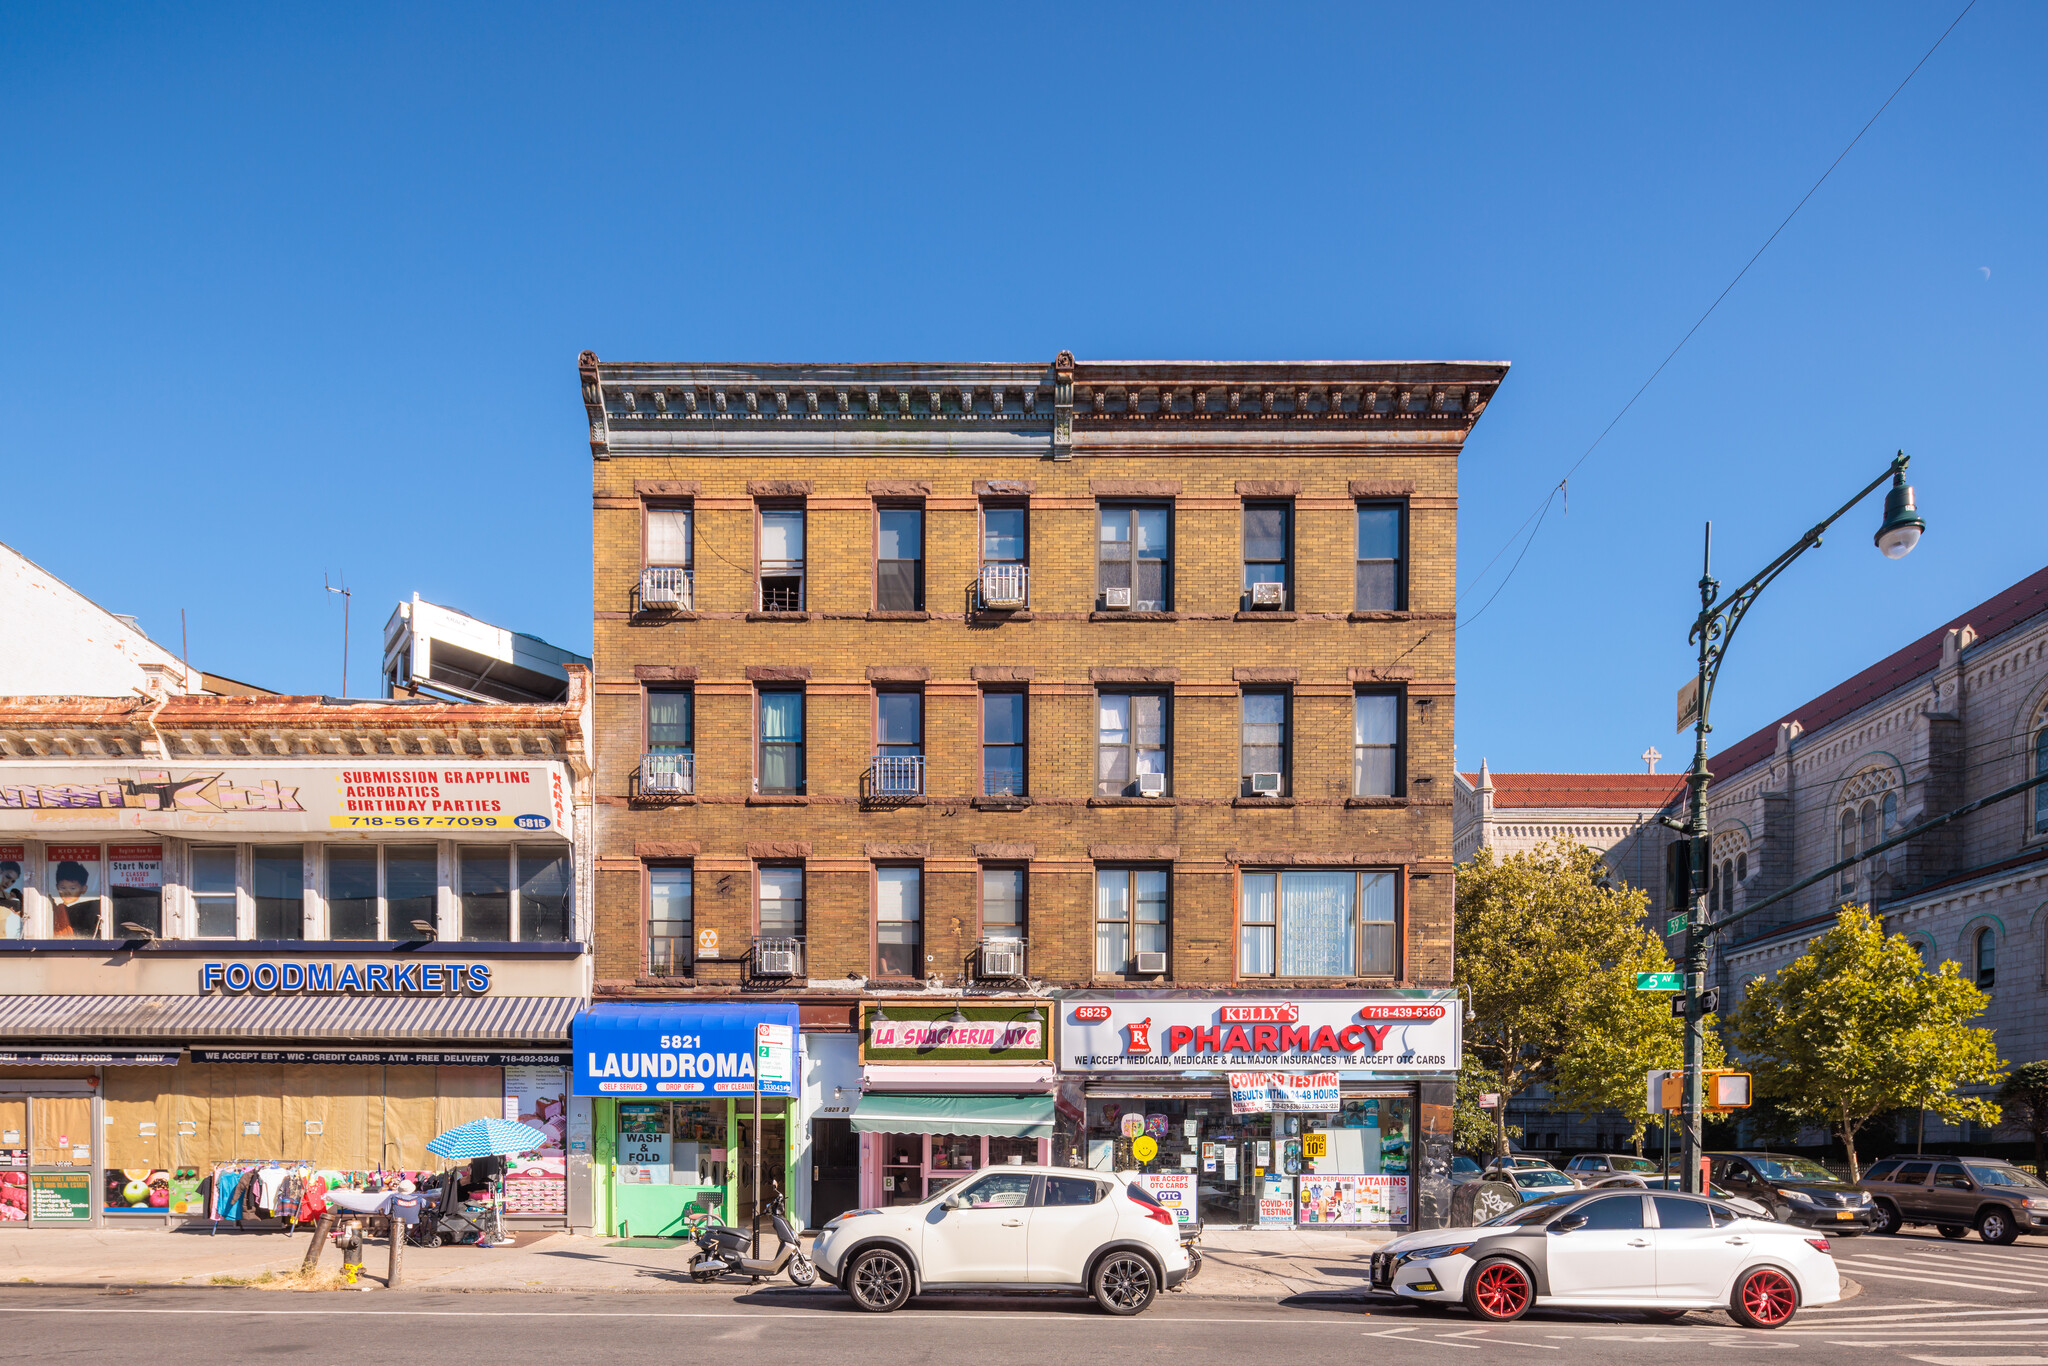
[1859, 1155, 2048, 1244]
[1705, 1151, 1879, 1234]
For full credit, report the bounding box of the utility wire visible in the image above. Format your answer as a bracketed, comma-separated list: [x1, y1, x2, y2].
[1457, 0, 1978, 627]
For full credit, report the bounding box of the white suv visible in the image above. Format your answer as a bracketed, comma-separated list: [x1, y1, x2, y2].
[812, 1165, 1195, 1315]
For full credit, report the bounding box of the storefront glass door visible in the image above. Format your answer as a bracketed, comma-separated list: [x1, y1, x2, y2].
[24, 1096, 95, 1224]
[733, 1104, 787, 1233]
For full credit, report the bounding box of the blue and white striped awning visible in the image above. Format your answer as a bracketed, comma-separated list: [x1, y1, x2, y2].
[0, 993, 578, 1044]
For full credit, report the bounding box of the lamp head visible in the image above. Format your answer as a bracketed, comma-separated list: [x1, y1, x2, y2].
[409, 919, 438, 940]
[119, 922, 158, 943]
[1875, 460, 1925, 559]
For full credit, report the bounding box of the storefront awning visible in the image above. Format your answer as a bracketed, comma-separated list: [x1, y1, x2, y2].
[850, 1092, 1056, 1139]
[0, 993, 579, 1044]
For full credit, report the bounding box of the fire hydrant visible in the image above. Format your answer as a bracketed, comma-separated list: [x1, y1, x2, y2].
[338, 1222, 364, 1285]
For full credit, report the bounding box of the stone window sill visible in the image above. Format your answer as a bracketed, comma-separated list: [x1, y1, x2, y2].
[1234, 611, 1298, 622]
[862, 795, 931, 807]
[1346, 795, 1411, 808]
[1090, 611, 1179, 622]
[1348, 610, 1415, 622]
[1233, 796, 1296, 807]
[865, 977, 926, 990]
[1087, 796, 1177, 807]
[630, 794, 698, 807]
[633, 609, 699, 622]
[747, 794, 810, 805]
[971, 796, 1034, 810]
[867, 611, 930, 621]
[746, 610, 817, 622]
[633, 975, 698, 988]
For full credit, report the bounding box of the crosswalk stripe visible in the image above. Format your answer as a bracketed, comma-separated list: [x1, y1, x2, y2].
[1833, 1264, 2030, 1294]
[1840, 1258, 2048, 1288]
[1799, 1308, 2048, 1323]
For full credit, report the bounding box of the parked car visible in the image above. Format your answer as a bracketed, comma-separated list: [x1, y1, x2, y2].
[811, 1165, 1195, 1315]
[1457, 1164, 1581, 1224]
[1485, 1154, 1570, 1176]
[1370, 1188, 1841, 1329]
[1450, 1155, 1485, 1185]
[1564, 1153, 1663, 1180]
[1703, 1152, 1878, 1235]
[1589, 1173, 1772, 1221]
[1859, 1155, 2048, 1244]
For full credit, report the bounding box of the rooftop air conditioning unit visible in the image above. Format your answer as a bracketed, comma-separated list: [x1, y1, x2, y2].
[1136, 772, 1167, 797]
[979, 944, 1023, 979]
[1134, 951, 1168, 976]
[756, 947, 800, 977]
[1102, 587, 1132, 609]
[1250, 772, 1283, 796]
[1250, 581, 1286, 608]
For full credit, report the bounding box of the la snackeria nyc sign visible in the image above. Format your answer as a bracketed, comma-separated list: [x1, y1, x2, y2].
[1058, 996, 1458, 1074]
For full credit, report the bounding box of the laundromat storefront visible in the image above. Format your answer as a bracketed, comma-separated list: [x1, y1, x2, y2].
[1057, 991, 1459, 1231]
[572, 1003, 798, 1238]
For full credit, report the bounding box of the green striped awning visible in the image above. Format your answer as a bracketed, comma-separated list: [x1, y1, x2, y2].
[849, 1092, 1055, 1139]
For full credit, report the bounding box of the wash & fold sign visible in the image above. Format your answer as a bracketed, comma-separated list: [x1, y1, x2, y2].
[1059, 997, 1459, 1074]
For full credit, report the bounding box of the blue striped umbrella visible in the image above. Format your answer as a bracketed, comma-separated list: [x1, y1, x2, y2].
[427, 1118, 550, 1160]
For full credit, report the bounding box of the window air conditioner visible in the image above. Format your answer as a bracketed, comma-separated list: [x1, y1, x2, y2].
[979, 564, 1028, 609]
[1134, 951, 1168, 976]
[756, 948, 799, 977]
[1250, 581, 1286, 608]
[1250, 772, 1283, 796]
[1136, 772, 1167, 797]
[1103, 587, 1132, 609]
[979, 945, 1023, 979]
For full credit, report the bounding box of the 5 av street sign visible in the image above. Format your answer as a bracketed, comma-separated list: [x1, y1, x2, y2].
[1635, 972, 1683, 991]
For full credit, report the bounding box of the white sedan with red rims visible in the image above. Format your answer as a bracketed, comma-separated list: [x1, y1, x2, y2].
[1369, 1189, 1840, 1329]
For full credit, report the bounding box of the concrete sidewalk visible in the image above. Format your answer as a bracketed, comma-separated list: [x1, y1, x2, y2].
[0, 1225, 1387, 1299]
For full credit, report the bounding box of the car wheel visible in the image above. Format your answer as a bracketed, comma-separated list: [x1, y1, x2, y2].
[1463, 1257, 1534, 1323]
[1729, 1266, 1800, 1329]
[1092, 1252, 1158, 1316]
[1938, 1225, 1969, 1240]
[1640, 1308, 1689, 1323]
[1870, 1201, 1900, 1235]
[846, 1248, 912, 1313]
[1979, 1209, 2020, 1246]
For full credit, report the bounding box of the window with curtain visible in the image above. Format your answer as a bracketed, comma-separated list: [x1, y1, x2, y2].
[982, 690, 1025, 796]
[759, 866, 804, 939]
[759, 689, 804, 793]
[252, 846, 303, 939]
[1242, 502, 1290, 608]
[1356, 503, 1404, 610]
[1354, 693, 1400, 796]
[981, 867, 1024, 942]
[648, 866, 691, 977]
[759, 507, 805, 610]
[1239, 870, 1399, 977]
[1241, 692, 1287, 795]
[1098, 504, 1171, 610]
[877, 507, 924, 611]
[647, 688, 692, 752]
[876, 867, 923, 977]
[646, 505, 692, 566]
[517, 845, 571, 941]
[1097, 692, 1167, 796]
[1096, 867, 1168, 975]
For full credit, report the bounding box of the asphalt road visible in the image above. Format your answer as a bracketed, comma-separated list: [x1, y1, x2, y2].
[1, 1229, 2044, 1366]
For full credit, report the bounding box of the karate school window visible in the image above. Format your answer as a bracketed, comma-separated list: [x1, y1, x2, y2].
[458, 844, 572, 942]
[1238, 870, 1401, 979]
[324, 843, 438, 939]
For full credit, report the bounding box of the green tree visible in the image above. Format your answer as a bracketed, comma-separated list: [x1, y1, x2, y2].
[1457, 840, 1675, 1158]
[1998, 1060, 2048, 1178]
[1728, 907, 2004, 1182]
[1554, 971, 1724, 1154]
[1455, 1056, 1521, 1156]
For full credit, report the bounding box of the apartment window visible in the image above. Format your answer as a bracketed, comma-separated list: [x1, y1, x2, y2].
[648, 866, 692, 977]
[648, 688, 693, 752]
[981, 866, 1025, 943]
[759, 507, 805, 610]
[1353, 693, 1401, 796]
[460, 846, 512, 940]
[758, 689, 805, 794]
[517, 845, 571, 941]
[326, 843, 438, 940]
[1097, 692, 1168, 797]
[983, 505, 1026, 568]
[876, 866, 923, 978]
[759, 866, 805, 939]
[1096, 867, 1168, 975]
[645, 504, 693, 581]
[1975, 928, 1996, 989]
[190, 846, 237, 938]
[1241, 691, 1289, 796]
[252, 846, 305, 939]
[982, 690, 1026, 797]
[1098, 504, 1170, 610]
[876, 506, 925, 611]
[1239, 870, 1400, 978]
[1242, 502, 1291, 609]
[875, 689, 924, 795]
[1356, 503, 1405, 610]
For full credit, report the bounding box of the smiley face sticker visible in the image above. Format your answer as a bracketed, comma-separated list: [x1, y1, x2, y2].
[1131, 1135, 1159, 1163]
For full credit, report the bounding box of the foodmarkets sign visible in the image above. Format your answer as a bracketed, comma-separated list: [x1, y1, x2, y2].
[1058, 995, 1458, 1074]
[0, 762, 572, 839]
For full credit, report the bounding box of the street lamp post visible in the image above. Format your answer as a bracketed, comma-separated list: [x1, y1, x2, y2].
[1674, 452, 1925, 1194]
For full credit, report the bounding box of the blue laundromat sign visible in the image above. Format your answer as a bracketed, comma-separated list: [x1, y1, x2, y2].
[572, 1003, 799, 1099]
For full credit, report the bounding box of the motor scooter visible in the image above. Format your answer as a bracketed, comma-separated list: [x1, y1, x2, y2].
[687, 1183, 816, 1286]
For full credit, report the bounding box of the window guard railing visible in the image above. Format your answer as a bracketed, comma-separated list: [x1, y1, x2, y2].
[870, 754, 925, 797]
[641, 751, 694, 796]
[982, 766, 1025, 798]
[751, 936, 805, 977]
[759, 560, 804, 612]
[640, 566, 693, 609]
[977, 562, 1029, 609]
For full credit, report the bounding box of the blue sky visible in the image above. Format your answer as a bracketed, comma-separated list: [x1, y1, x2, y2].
[2, 2, 2039, 772]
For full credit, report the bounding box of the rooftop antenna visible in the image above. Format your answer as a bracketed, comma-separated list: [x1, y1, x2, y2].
[180, 609, 189, 691]
[324, 571, 352, 697]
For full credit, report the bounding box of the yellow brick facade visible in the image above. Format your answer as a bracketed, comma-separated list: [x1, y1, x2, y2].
[583, 357, 1506, 1008]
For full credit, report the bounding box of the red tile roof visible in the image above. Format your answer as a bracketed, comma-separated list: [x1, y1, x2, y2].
[1708, 563, 2048, 783]
[1462, 773, 1686, 809]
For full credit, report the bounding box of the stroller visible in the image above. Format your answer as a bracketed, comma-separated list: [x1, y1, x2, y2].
[408, 1160, 506, 1248]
